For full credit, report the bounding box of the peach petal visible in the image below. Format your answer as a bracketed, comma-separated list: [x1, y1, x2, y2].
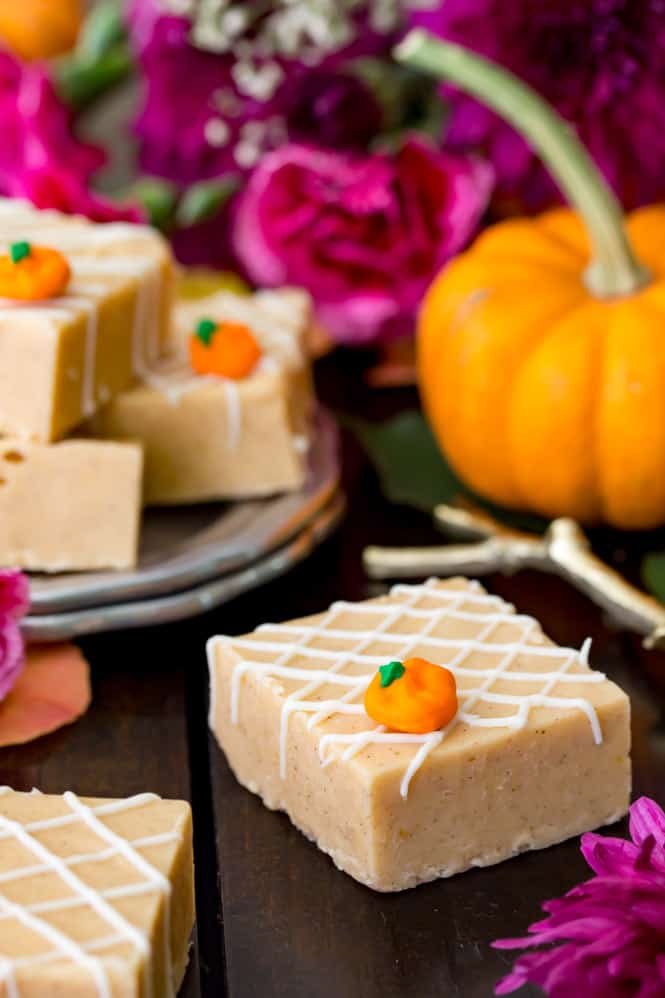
[0, 643, 91, 747]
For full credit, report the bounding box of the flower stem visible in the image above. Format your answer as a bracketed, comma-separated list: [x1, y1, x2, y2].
[395, 30, 650, 298]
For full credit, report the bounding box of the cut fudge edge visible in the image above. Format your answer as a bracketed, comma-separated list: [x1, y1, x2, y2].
[207, 614, 631, 892]
[208, 635, 381, 884]
[0, 791, 195, 995]
[0, 437, 144, 572]
[90, 364, 312, 507]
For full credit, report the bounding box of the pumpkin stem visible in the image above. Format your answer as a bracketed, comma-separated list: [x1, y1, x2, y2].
[395, 31, 650, 299]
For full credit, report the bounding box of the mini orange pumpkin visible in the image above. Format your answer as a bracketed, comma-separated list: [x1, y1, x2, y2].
[398, 33, 665, 530]
[0, 0, 83, 61]
[190, 318, 262, 379]
[0, 243, 70, 301]
[364, 657, 457, 734]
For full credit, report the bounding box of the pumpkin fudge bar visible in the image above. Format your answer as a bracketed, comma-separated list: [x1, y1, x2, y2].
[0, 788, 194, 997]
[0, 437, 142, 571]
[208, 578, 631, 892]
[89, 289, 314, 504]
[0, 198, 174, 442]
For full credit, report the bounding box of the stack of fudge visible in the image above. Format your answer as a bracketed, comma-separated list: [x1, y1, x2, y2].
[0, 198, 314, 573]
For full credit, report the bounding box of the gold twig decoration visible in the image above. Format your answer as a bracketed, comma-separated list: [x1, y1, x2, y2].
[364, 503, 665, 651]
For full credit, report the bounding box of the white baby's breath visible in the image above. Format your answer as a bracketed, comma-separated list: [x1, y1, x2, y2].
[159, 0, 436, 95]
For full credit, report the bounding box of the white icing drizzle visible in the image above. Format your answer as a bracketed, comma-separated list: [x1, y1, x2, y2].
[54, 296, 98, 416]
[131, 263, 162, 380]
[127, 358, 243, 449]
[224, 382, 241, 450]
[212, 579, 606, 798]
[0, 790, 179, 997]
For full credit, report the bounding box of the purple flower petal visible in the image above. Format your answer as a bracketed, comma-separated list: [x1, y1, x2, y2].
[127, 0, 396, 194]
[409, 0, 665, 212]
[493, 797, 665, 996]
[630, 798, 665, 850]
[0, 570, 29, 703]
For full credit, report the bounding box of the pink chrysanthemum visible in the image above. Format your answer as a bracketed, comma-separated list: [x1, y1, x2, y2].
[494, 797, 665, 997]
[410, 0, 665, 212]
[0, 570, 30, 703]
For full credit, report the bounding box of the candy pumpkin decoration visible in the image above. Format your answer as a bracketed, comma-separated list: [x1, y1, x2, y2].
[0, 243, 70, 301]
[190, 318, 262, 379]
[0, 0, 82, 61]
[364, 657, 457, 734]
[397, 33, 665, 530]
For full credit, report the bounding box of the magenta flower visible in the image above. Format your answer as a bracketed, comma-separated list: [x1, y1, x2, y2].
[127, 0, 401, 189]
[0, 570, 29, 703]
[0, 50, 141, 223]
[410, 0, 665, 212]
[494, 796, 665, 997]
[234, 138, 492, 344]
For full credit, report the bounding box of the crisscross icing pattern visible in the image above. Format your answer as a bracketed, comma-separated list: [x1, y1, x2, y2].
[209, 579, 606, 798]
[0, 790, 181, 998]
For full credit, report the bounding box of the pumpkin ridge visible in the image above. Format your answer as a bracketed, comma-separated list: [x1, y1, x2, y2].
[451, 287, 587, 508]
[597, 297, 665, 527]
[534, 210, 588, 264]
[626, 207, 665, 276]
[470, 219, 582, 275]
[507, 299, 604, 520]
[508, 295, 596, 509]
[586, 306, 606, 525]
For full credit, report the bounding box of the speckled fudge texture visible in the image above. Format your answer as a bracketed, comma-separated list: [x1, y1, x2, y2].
[0, 789, 195, 997]
[208, 578, 631, 891]
[0, 437, 142, 571]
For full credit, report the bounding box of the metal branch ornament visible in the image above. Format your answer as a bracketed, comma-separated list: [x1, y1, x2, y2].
[364, 504, 665, 651]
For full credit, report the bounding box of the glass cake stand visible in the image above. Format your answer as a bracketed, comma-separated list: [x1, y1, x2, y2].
[23, 408, 343, 641]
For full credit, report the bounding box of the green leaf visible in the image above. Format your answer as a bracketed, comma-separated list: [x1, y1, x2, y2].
[10, 242, 31, 264]
[55, 45, 133, 111]
[128, 178, 179, 230]
[642, 552, 665, 603]
[176, 178, 240, 229]
[196, 318, 217, 346]
[379, 661, 405, 688]
[351, 411, 462, 512]
[76, 0, 127, 62]
[350, 409, 548, 534]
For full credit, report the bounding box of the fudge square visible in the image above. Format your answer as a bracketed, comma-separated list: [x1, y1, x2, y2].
[0, 789, 195, 998]
[89, 289, 313, 504]
[0, 198, 174, 442]
[208, 578, 631, 892]
[0, 437, 142, 572]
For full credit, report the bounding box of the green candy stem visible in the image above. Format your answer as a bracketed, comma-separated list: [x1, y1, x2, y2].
[10, 242, 31, 265]
[379, 660, 406, 688]
[395, 31, 650, 299]
[196, 318, 217, 346]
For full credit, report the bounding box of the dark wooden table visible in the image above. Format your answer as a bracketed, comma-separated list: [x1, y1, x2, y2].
[2, 353, 664, 998]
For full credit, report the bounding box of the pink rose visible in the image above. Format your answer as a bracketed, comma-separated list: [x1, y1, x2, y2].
[0, 570, 30, 703]
[234, 138, 493, 344]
